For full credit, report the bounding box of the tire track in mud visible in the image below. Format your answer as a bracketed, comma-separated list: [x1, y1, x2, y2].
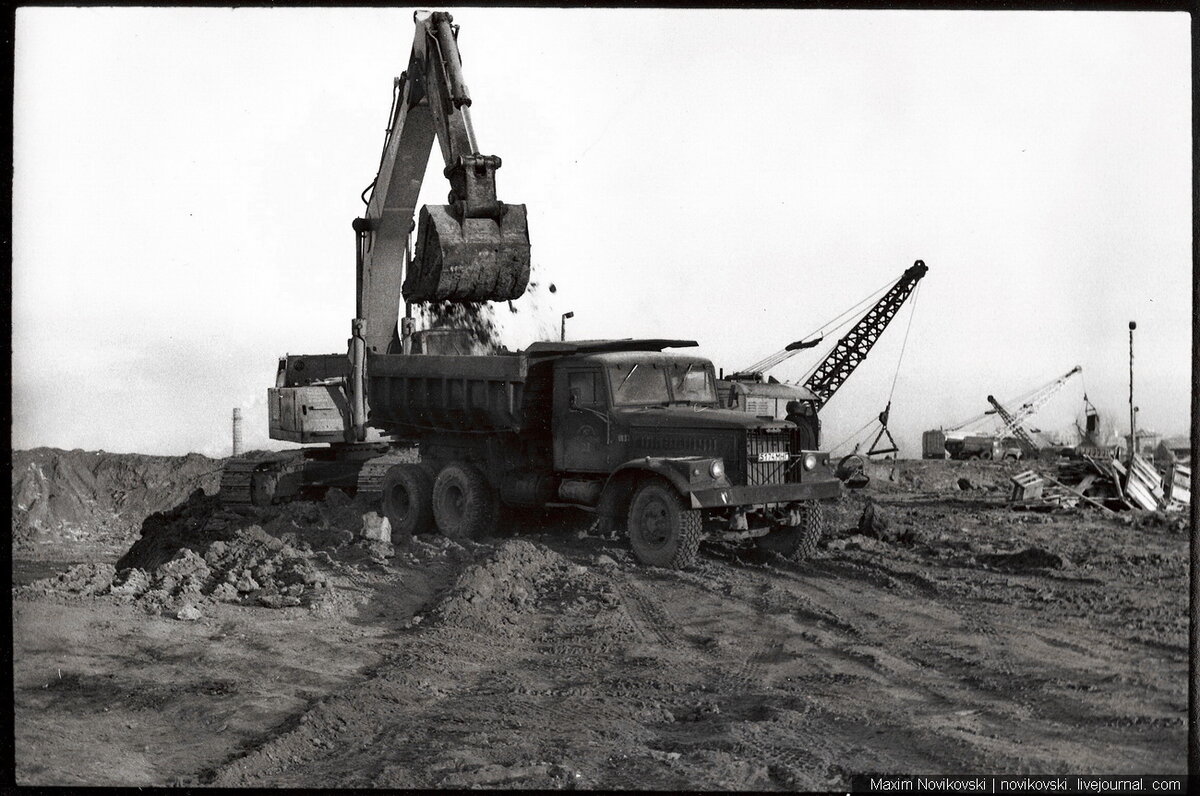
[615, 576, 681, 648]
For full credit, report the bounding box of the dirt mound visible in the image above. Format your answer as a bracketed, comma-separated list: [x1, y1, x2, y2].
[864, 459, 1023, 495]
[18, 488, 406, 616]
[12, 448, 223, 549]
[431, 539, 581, 630]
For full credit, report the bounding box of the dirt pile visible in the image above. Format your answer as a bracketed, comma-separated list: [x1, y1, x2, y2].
[431, 538, 605, 631]
[864, 459, 1023, 495]
[11, 448, 223, 549]
[16, 488, 406, 617]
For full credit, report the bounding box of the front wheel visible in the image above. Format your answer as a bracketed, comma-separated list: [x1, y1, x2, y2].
[757, 500, 825, 561]
[626, 481, 702, 569]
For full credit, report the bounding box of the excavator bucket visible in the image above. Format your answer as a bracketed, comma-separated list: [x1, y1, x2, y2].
[404, 204, 531, 303]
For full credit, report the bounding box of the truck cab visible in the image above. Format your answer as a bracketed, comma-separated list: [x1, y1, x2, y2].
[529, 342, 843, 566]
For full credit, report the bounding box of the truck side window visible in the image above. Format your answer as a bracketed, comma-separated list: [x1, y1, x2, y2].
[568, 370, 601, 406]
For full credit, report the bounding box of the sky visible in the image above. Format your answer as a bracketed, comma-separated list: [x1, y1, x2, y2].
[11, 7, 1193, 458]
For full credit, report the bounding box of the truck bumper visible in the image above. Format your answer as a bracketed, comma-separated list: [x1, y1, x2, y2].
[688, 478, 842, 509]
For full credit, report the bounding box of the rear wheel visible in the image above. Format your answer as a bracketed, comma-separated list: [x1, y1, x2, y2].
[626, 481, 702, 569]
[431, 462, 498, 541]
[758, 500, 825, 560]
[381, 463, 434, 541]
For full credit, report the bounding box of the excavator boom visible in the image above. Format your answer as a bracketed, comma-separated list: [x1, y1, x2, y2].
[354, 11, 531, 356]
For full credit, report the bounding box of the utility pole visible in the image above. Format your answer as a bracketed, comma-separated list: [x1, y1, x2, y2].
[561, 311, 574, 341]
[1127, 321, 1136, 461]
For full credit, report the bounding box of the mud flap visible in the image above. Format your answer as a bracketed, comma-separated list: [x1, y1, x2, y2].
[404, 204, 531, 303]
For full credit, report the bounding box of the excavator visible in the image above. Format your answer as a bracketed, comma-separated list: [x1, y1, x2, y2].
[718, 260, 928, 454]
[220, 11, 531, 504]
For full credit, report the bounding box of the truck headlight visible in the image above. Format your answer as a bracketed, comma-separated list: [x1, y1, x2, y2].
[803, 453, 818, 471]
[709, 459, 725, 479]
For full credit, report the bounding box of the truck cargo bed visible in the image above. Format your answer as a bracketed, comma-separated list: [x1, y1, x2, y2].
[367, 352, 529, 433]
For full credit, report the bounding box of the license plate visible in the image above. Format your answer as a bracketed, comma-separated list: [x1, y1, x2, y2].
[756, 451, 789, 463]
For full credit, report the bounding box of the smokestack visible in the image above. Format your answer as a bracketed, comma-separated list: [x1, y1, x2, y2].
[232, 407, 243, 457]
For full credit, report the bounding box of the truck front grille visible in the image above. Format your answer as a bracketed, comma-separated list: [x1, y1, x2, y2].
[744, 430, 802, 486]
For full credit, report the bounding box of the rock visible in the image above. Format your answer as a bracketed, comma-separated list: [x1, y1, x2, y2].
[209, 582, 239, 602]
[323, 488, 352, 508]
[595, 554, 618, 567]
[175, 603, 202, 621]
[110, 568, 151, 597]
[857, 502, 889, 538]
[360, 512, 391, 542]
[234, 573, 261, 593]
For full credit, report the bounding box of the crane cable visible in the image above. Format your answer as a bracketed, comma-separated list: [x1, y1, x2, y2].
[827, 415, 882, 455]
[885, 280, 921, 403]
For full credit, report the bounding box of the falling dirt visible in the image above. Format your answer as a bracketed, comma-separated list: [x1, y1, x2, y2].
[11, 453, 1187, 787]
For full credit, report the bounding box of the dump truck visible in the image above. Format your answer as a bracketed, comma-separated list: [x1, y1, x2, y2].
[243, 333, 844, 569]
[373, 336, 842, 568]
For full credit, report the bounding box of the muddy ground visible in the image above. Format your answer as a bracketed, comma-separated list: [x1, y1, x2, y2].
[11, 455, 1188, 788]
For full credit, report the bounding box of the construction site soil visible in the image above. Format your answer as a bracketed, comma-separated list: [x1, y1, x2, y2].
[11, 450, 1187, 788]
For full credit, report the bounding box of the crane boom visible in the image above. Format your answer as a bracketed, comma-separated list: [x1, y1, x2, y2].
[802, 260, 927, 408]
[986, 366, 1081, 451]
[986, 396, 1041, 457]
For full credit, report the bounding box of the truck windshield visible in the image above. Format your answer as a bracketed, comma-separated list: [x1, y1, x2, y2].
[609, 363, 670, 406]
[670, 362, 717, 404]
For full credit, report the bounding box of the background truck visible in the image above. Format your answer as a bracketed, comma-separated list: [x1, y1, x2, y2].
[943, 435, 1023, 461]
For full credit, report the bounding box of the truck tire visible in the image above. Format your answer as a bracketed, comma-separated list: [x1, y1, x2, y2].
[432, 462, 498, 541]
[381, 464, 434, 540]
[758, 500, 825, 561]
[626, 481, 702, 569]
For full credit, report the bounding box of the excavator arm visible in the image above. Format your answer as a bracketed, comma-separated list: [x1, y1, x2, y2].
[353, 11, 530, 357]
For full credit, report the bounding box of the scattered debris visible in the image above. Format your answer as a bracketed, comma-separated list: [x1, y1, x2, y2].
[1010, 451, 1189, 516]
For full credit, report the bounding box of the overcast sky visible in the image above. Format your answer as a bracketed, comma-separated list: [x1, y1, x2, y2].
[12, 7, 1192, 458]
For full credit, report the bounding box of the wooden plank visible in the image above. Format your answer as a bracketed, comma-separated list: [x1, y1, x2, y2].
[1041, 473, 1119, 517]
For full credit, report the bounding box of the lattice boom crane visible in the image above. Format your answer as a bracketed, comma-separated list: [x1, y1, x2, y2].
[986, 365, 1081, 454]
